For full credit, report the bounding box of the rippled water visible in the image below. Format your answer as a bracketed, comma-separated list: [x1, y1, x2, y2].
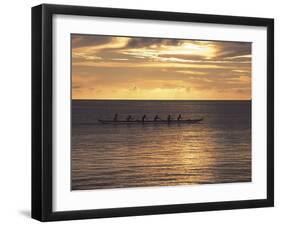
[71, 100, 251, 190]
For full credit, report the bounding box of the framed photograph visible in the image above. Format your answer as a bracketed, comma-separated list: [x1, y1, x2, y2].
[32, 4, 274, 221]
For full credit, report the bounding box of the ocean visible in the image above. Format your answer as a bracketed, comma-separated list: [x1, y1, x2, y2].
[71, 100, 251, 190]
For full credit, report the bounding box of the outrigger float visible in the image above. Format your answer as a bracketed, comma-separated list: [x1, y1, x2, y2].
[98, 118, 203, 125]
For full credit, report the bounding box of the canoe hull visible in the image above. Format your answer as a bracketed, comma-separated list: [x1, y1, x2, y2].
[98, 118, 203, 125]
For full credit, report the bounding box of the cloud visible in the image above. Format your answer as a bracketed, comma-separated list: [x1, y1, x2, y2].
[215, 42, 251, 58]
[157, 42, 251, 63]
[72, 35, 113, 49]
[71, 35, 252, 100]
[158, 54, 206, 61]
[125, 37, 182, 48]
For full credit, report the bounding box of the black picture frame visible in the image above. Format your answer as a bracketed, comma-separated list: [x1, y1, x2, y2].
[32, 4, 274, 222]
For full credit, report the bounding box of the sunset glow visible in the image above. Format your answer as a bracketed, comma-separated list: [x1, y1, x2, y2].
[72, 34, 252, 100]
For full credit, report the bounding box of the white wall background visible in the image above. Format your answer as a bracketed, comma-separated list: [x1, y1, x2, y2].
[0, 0, 279, 225]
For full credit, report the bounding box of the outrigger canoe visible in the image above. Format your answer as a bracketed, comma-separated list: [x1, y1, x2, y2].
[98, 118, 203, 125]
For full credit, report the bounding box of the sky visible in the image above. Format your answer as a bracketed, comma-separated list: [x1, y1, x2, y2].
[72, 34, 251, 100]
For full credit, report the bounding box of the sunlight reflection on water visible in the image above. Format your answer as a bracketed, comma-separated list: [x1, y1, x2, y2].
[71, 100, 251, 190]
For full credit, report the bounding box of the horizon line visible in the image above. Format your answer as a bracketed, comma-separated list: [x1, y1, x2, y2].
[72, 98, 252, 101]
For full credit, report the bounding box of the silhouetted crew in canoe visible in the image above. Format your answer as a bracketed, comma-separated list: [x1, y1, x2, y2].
[167, 115, 172, 122]
[113, 114, 118, 122]
[98, 114, 203, 124]
[177, 114, 182, 121]
[154, 115, 160, 121]
[126, 115, 132, 121]
[141, 114, 146, 123]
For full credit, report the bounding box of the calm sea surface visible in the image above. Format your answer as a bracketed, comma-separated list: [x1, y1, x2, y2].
[71, 100, 251, 190]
